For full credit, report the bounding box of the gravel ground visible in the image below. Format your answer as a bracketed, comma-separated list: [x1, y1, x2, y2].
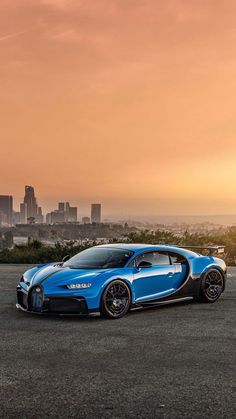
[0, 265, 235, 419]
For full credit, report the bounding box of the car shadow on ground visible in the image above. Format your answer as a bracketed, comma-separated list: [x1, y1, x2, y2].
[14, 299, 196, 323]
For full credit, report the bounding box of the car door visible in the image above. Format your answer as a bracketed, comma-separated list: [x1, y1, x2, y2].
[168, 251, 189, 289]
[133, 251, 176, 303]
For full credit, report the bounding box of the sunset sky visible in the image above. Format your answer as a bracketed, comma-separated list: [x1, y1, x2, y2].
[1, 0, 236, 217]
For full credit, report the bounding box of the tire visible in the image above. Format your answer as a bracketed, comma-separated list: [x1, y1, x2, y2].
[200, 269, 224, 303]
[100, 280, 131, 319]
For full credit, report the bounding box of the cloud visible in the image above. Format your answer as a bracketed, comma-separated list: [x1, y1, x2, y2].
[45, 28, 82, 42]
[0, 30, 28, 42]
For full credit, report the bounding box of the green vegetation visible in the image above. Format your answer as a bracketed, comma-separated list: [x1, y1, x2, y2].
[129, 227, 236, 265]
[0, 238, 91, 264]
[0, 227, 236, 265]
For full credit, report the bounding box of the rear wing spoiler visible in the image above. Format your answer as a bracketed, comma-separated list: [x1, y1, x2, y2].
[179, 246, 225, 256]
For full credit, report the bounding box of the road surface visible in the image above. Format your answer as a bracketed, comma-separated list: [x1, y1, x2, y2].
[0, 265, 235, 418]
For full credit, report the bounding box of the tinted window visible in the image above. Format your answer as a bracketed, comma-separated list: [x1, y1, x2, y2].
[169, 252, 187, 264]
[63, 247, 134, 269]
[135, 251, 170, 267]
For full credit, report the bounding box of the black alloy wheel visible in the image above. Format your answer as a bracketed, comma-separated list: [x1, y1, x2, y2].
[100, 280, 131, 319]
[200, 269, 224, 303]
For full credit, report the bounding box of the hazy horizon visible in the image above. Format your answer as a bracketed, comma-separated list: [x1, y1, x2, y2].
[9, 188, 236, 225]
[1, 1, 236, 216]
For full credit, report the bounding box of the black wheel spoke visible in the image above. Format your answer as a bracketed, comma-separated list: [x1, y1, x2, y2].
[204, 270, 223, 301]
[103, 281, 130, 317]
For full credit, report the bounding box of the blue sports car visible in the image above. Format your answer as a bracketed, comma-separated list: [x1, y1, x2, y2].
[16, 244, 227, 319]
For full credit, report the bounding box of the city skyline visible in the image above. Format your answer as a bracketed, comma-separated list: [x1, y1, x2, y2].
[0, 185, 103, 225]
[1, 1, 236, 216]
[1, 185, 236, 227]
[2, 185, 236, 221]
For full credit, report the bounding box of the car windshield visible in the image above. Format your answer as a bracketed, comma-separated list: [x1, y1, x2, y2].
[63, 247, 134, 269]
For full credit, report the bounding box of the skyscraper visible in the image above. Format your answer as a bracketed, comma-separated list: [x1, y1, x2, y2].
[68, 206, 77, 222]
[56, 202, 78, 222]
[50, 210, 65, 223]
[65, 202, 70, 221]
[0, 211, 7, 226]
[58, 202, 65, 212]
[36, 206, 44, 223]
[46, 212, 52, 224]
[23, 186, 38, 221]
[13, 211, 20, 224]
[0, 195, 13, 225]
[91, 204, 101, 223]
[20, 203, 27, 224]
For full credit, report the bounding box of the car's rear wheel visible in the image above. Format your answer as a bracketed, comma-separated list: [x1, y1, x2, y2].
[200, 269, 224, 303]
[100, 280, 131, 319]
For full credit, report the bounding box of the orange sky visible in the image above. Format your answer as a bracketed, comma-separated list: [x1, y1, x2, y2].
[1, 0, 236, 217]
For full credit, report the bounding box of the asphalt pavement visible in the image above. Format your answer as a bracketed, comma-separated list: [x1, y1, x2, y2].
[0, 265, 235, 419]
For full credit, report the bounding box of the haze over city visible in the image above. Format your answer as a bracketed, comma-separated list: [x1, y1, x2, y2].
[1, 0, 236, 217]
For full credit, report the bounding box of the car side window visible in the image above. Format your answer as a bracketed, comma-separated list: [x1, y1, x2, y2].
[168, 252, 187, 265]
[135, 251, 170, 267]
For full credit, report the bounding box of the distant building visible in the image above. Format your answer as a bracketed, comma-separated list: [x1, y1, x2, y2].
[82, 216, 90, 224]
[23, 186, 38, 221]
[38, 206, 43, 216]
[65, 202, 71, 221]
[36, 206, 44, 223]
[50, 202, 78, 224]
[0, 211, 7, 226]
[13, 211, 20, 224]
[21, 185, 44, 224]
[91, 204, 101, 223]
[50, 210, 65, 223]
[0, 195, 13, 225]
[46, 212, 52, 224]
[68, 206, 77, 222]
[20, 203, 27, 224]
[58, 202, 65, 212]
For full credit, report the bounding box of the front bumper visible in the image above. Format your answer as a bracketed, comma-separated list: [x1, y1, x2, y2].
[16, 286, 89, 315]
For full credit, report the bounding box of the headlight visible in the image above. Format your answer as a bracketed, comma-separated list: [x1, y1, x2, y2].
[22, 275, 30, 285]
[67, 283, 92, 289]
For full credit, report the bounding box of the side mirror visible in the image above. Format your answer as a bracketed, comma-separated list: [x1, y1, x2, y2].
[137, 261, 153, 269]
[62, 255, 70, 262]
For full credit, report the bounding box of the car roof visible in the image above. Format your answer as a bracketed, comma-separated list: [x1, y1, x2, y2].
[95, 243, 198, 258]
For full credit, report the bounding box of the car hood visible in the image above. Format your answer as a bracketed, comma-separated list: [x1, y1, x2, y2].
[30, 264, 117, 287]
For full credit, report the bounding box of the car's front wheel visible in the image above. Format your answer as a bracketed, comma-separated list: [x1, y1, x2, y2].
[100, 280, 131, 319]
[200, 269, 224, 303]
